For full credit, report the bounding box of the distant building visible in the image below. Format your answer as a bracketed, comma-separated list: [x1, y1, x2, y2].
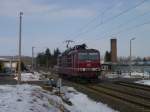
[0, 58, 18, 71]
[110, 38, 117, 63]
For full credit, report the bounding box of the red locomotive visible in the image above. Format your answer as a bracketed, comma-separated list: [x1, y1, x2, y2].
[56, 44, 101, 79]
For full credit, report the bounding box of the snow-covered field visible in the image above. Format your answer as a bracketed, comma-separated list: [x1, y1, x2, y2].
[0, 84, 61, 112]
[14, 72, 40, 81]
[0, 84, 117, 112]
[135, 80, 150, 86]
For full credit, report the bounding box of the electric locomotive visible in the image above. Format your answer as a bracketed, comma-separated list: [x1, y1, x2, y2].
[57, 44, 101, 79]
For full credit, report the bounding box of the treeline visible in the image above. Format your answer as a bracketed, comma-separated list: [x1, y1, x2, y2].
[36, 48, 61, 68]
[104, 51, 111, 62]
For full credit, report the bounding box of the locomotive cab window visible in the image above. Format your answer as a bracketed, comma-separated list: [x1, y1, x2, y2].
[78, 53, 88, 60]
[88, 53, 99, 60]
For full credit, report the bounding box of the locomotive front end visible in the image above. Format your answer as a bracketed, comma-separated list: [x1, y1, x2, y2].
[77, 50, 101, 79]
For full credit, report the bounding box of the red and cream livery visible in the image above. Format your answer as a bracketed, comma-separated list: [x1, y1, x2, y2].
[57, 44, 101, 79]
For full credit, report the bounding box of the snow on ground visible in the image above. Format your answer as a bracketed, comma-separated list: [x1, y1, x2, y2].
[62, 87, 117, 112]
[135, 80, 150, 86]
[121, 72, 150, 78]
[0, 84, 62, 112]
[0, 84, 117, 112]
[14, 72, 40, 81]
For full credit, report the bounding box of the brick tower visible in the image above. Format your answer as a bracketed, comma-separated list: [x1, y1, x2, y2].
[111, 39, 117, 63]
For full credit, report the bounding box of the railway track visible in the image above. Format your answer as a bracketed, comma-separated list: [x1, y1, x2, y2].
[114, 81, 150, 91]
[40, 71, 150, 112]
[63, 80, 150, 112]
[97, 83, 150, 101]
[89, 84, 150, 109]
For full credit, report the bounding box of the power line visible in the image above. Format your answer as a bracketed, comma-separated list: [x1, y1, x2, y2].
[71, 0, 147, 40]
[75, 5, 115, 33]
[116, 20, 150, 35]
[94, 20, 150, 42]
[94, 10, 150, 40]
[65, 3, 116, 39]
[58, 0, 147, 50]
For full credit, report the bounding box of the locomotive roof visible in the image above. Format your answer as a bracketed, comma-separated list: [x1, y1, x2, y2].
[60, 44, 99, 56]
[61, 48, 99, 56]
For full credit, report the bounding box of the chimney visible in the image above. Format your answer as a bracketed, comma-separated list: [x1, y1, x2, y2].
[111, 38, 117, 63]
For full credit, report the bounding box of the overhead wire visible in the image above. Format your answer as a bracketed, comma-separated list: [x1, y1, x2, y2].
[64, 2, 116, 40]
[115, 20, 150, 36]
[92, 19, 150, 43]
[71, 0, 147, 41]
[93, 10, 150, 40]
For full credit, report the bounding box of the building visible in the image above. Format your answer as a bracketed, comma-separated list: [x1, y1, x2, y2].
[110, 38, 117, 63]
[0, 58, 18, 73]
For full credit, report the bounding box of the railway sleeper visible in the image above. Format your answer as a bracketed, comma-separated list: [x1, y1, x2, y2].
[114, 81, 150, 91]
[96, 83, 150, 101]
[89, 85, 150, 109]
[116, 82, 150, 91]
[66, 81, 149, 112]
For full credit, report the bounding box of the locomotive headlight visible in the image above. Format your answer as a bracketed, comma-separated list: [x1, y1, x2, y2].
[92, 68, 100, 71]
[83, 68, 86, 71]
[92, 68, 96, 71]
[79, 68, 86, 71]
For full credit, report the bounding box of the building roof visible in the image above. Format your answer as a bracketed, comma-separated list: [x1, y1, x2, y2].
[0, 58, 18, 62]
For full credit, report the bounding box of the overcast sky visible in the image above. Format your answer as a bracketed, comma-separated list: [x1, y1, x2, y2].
[0, 0, 150, 57]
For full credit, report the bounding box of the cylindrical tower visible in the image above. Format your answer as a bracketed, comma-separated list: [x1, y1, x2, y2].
[111, 38, 117, 63]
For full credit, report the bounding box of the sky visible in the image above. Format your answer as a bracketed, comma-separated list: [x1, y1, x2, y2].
[0, 0, 150, 57]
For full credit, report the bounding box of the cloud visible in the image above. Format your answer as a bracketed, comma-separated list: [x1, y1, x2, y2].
[0, 0, 96, 18]
[0, 0, 59, 16]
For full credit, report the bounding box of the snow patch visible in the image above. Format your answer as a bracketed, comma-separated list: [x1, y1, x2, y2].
[61, 86, 117, 112]
[0, 84, 117, 112]
[0, 84, 62, 112]
[14, 72, 40, 81]
[135, 80, 150, 86]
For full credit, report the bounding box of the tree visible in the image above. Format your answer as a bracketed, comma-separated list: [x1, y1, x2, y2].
[51, 48, 61, 66]
[143, 57, 147, 63]
[36, 48, 61, 68]
[16, 61, 26, 72]
[45, 48, 51, 57]
[45, 48, 51, 68]
[104, 51, 111, 62]
[54, 48, 61, 57]
[0, 61, 4, 72]
[36, 52, 46, 66]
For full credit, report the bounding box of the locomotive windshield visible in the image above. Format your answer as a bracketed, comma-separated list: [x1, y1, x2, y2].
[78, 52, 99, 61]
[89, 53, 99, 60]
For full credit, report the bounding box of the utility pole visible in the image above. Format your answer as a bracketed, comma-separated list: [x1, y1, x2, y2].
[129, 38, 136, 76]
[32, 46, 35, 72]
[18, 12, 23, 84]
